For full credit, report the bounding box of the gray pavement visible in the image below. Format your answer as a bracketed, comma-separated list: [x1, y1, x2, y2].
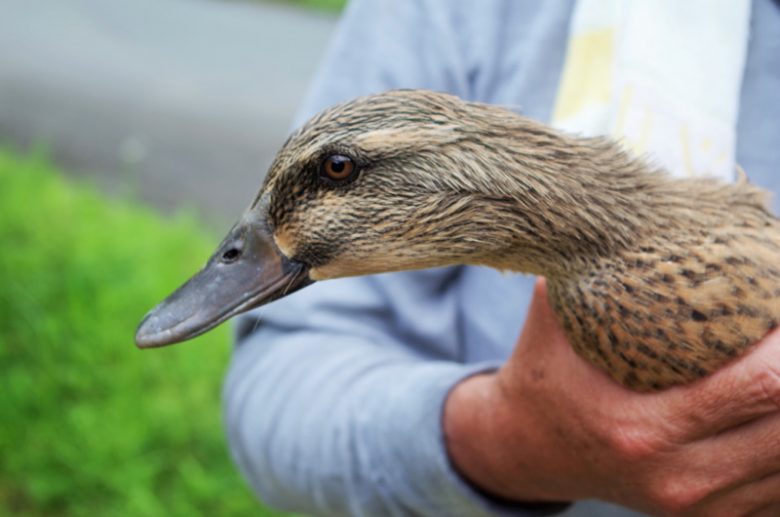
[0, 0, 337, 230]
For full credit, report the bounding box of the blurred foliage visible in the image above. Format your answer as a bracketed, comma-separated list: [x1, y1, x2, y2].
[0, 149, 285, 516]
[251, 0, 347, 12]
[284, 0, 346, 11]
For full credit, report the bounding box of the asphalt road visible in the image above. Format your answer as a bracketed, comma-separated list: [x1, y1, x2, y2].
[0, 0, 337, 229]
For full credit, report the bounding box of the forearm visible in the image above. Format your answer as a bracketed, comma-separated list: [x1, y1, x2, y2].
[225, 325, 509, 515]
[228, 272, 555, 516]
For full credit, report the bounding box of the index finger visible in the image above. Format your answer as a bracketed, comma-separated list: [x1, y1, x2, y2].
[656, 328, 780, 441]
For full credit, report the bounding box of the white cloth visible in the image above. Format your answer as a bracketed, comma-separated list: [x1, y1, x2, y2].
[553, 0, 751, 180]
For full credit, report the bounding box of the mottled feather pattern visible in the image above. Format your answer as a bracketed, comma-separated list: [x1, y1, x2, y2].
[256, 89, 780, 391]
[550, 228, 780, 390]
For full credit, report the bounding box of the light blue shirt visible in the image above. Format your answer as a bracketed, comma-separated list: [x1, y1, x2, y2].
[224, 1, 780, 515]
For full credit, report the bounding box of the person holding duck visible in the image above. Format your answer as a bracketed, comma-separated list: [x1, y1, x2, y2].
[138, 0, 780, 515]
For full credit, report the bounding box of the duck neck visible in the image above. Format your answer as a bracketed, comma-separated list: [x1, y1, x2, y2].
[468, 188, 646, 277]
[448, 122, 675, 277]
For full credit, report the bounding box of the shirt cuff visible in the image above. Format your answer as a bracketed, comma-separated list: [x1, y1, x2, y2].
[364, 360, 570, 516]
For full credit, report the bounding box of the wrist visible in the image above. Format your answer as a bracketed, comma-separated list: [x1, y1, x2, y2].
[444, 373, 503, 495]
[443, 372, 568, 504]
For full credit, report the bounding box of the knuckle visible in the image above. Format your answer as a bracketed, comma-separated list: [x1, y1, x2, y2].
[646, 478, 712, 517]
[755, 366, 780, 410]
[677, 393, 719, 432]
[608, 424, 663, 461]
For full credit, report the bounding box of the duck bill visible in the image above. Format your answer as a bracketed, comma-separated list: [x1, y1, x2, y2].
[134, 212, 313, 349]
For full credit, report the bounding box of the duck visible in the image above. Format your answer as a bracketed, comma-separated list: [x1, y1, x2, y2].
[135, 89, 780, 392]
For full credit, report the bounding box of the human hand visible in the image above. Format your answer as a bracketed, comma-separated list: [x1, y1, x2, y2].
[444, 278, 780, 516]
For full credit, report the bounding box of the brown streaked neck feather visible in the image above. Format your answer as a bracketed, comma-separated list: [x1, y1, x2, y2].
[440, 113, 772, 278]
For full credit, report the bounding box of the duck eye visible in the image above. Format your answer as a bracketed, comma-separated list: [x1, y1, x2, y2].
[320, 154, 356, 182]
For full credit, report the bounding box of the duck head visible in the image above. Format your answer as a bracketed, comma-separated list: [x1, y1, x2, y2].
[135, 89, 587, 348]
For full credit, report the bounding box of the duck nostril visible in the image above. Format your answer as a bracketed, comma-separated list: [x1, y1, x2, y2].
[221, 248, 241, 263]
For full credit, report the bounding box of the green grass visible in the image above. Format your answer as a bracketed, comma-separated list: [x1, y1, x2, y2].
[0, 148, 284, 516]
[232, 0, 347, 13]
[283, 0, 346, 11]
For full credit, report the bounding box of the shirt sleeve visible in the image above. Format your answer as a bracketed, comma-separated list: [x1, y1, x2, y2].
[224, 1, 565, 515]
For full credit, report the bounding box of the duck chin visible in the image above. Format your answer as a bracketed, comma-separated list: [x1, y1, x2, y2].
[308, 263, 361, 281]
[307, 251, 455, 281]
[308, 258, 383, 281]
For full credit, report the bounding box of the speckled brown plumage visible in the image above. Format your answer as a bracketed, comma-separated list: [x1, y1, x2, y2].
[549, 228, 780, 390]
[253, 89, 780, 391]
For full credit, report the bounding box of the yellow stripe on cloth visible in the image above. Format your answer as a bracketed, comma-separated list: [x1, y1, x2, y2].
[552, 28, 614, 123]
[549, 0, 750, 181]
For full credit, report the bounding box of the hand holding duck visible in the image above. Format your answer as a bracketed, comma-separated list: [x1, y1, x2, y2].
[445, 279, 780, 515]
